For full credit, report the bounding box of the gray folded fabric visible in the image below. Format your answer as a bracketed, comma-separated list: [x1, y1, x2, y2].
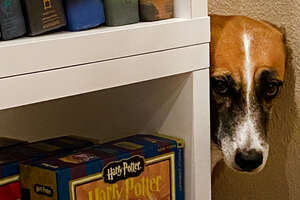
[0, 0, 26, 40]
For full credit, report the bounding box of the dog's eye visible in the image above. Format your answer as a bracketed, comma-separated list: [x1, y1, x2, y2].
[265, 82, 279, 98]
[213, 80, 228, 95]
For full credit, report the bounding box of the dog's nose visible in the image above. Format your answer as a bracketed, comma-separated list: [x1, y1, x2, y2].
[235, 149, 263, 172]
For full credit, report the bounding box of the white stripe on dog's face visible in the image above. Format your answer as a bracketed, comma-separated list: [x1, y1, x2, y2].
[243, 33, 253, 104]
[238, 33, 255, 148]
[238, 33, 260, 149]
[221, 32, 269, 172]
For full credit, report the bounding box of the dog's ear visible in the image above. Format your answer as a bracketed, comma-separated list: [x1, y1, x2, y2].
[261, 20, 286, 42]
[261, 20, 287, 70]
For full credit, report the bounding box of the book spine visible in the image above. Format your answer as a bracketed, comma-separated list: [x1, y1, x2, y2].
[176, 146, 185, 199]
[20, 164, 58, 200]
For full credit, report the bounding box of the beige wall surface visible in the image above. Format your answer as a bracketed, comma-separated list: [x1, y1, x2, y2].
[209, 0, 300, 200]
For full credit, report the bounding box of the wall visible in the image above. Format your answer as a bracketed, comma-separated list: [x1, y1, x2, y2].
[209, 0, 300, 200]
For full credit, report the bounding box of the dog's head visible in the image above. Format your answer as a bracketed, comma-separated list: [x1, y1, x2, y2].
[210, 15, 286, 173]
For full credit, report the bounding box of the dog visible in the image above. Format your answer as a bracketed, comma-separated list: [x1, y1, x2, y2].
[210, 15, 286, 173]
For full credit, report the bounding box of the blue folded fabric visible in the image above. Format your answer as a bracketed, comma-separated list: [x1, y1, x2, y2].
[64, 0, 105, 31]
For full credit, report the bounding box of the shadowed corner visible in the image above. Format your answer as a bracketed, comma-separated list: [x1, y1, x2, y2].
[279, 40, 298, 198]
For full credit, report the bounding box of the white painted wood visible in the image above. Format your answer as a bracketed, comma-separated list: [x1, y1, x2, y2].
[0, 17, 209, 78]
[0, 73, 193, 141]
[158, 69, 211, 200]
[192, 69, 211, 200]
[174, 0, 208, 18]
[192, 0, 208, 17]
[158, 73, 194, 200]
[0, 0, 211, 199]
[0, 69, 211, 200]
[0, 44, 209, 110]
[174, 0, 191, 18]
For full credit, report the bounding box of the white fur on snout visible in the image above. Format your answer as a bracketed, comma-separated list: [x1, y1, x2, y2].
[221, 113, 269, 172]
[220, 33, 269, 173]
[235, 114, 269, 172]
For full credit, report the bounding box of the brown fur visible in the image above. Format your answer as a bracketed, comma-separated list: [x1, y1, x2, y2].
[210, 15, 286, 173]
[210, 15, 286, 82]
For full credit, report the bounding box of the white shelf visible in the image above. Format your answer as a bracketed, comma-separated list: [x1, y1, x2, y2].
[1, 70, 210, 200]
[0, 17, 209, 79]
[0, 0, 211, 198]
[0, 44, 209, 110]
[0, 16, 210, 110]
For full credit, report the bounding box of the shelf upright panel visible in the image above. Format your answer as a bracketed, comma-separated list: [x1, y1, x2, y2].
[174, 0, 208, 18]
[158, 69, 211, 200]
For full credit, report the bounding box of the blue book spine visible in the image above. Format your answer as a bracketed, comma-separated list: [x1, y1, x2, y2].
[64, 0, 105, 31]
